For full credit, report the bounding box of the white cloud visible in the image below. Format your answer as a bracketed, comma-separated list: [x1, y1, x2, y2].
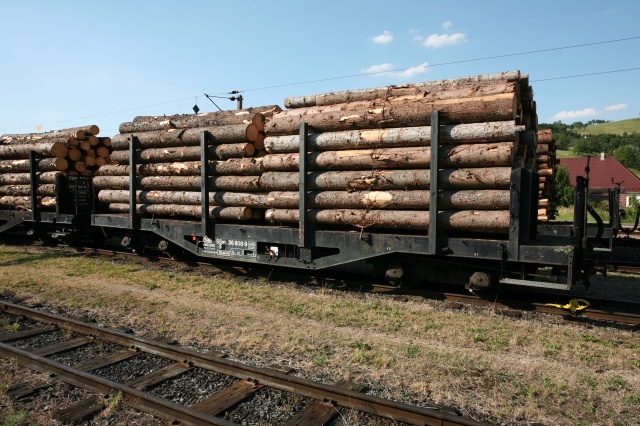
[550, 108, 599, 121]
[423, 32, 466, 48]
[364, 62, 429, 79]
[605, 103, 628, 112]
[442, 21, 453, 30]
[372, 30, 393, 44]
[364, 63, 394, 74]
[412, 35, 424, 42]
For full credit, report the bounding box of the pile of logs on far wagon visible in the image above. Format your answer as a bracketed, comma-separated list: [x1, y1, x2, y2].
[91, 70, 550, 234]
[0, 125, 111, 211]
[536, 129, 558, 221]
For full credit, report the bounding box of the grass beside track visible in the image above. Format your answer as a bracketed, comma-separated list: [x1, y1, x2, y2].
[0, 245, 639, 425]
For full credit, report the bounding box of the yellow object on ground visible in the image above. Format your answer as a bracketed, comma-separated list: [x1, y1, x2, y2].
[545, 298, 590, 313]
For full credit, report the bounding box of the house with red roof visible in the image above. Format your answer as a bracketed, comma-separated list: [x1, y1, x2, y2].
[559, 154, 640, 208]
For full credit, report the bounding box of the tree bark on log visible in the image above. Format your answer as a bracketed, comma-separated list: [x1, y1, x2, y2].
[280, 83, 518, 117]
[0, 136, 75, 147]
[266, 94, 518, 136]
[536, 155, 549, 164]
[0, 184, 57, 196]
[111, 124, 253, 150]
[0, 158, 68, 173]
[0, 125, 99, 144]
[259, 167, 512, 191]
[536, 144, 553, 154]
[0, 196, 57, 209]
[119, 106, 282, 133]
[0, 172, 60, 185]
[537, 129, 553, 144]
[266, 189, 510, 210]
[261, 143, 514, 171]
[264, 121, 525, 153]
[109, 143, 255, 164]
[95, 158, 264, 177]
[107, 203, 253, 220]
[0, 142, 68, 159]
[92, 175, 261, 191]
[264, 208, 510, 232]
[98, 190, 269, 207]
[284, 71, 521, 108]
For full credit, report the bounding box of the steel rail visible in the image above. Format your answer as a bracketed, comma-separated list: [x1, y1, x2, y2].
[0, 342, 236, 426]
[0, 300, 490, 426]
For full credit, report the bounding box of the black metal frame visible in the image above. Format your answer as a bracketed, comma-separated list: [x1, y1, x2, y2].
[200, 130, 210, 236]
[297, 122, 312, 263]
[428, 111, 439, 255]
[128, 135, 139, 230]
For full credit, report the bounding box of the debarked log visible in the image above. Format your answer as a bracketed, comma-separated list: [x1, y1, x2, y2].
[264, 121, 525, 153]
[266, 189, 510, 210]
[265, 93, 518, 136]
[0, 157, 68, 173]
[109, 143, 255, 164]
[98, 190, 269, 207]
[0, 142, 68, 159]
[95, 158, 264, 177]
[259, 168, 512, 191]
[264, 209, 510, 232]
[107, 203, 253, 220]
[261, 143, 514, 171]
[92, 175, 261, 191]
[111, 124, 253, 150]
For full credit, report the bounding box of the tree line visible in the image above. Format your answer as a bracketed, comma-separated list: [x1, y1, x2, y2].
[539, 120, 640, 169]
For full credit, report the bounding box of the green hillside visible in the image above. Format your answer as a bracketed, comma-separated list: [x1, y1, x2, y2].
[578, 118, 640, 135]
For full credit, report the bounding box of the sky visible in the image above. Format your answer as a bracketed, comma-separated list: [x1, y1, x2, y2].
[1, 0, 639, 137]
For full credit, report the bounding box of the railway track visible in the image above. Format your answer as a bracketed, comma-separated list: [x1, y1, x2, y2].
[0, 299, 489, 426]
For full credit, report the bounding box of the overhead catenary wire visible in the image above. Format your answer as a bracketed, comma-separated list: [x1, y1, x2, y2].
[2, 35, 640, 133]
[227, 36, 640, 94]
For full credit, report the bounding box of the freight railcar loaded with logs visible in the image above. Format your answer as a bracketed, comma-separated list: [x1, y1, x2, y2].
[0, 71, 623, 290]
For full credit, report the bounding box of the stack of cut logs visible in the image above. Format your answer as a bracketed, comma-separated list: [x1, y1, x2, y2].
[93, 106, 280, 220]
[260, 70, 535, 233]
[95, 70, 544, 234]
[536, 129, 557, 221]
[0, 125, 108, 211]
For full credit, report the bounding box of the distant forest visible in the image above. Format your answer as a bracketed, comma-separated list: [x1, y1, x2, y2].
[539, 120, 640, 169]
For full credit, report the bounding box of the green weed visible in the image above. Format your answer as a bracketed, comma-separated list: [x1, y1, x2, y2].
[605, 375, 629, 391]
